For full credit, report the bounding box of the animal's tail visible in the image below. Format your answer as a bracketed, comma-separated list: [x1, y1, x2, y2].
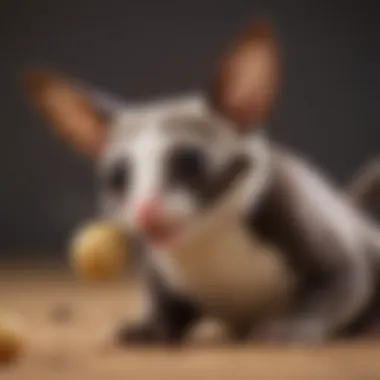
[347, 158, 380, 208]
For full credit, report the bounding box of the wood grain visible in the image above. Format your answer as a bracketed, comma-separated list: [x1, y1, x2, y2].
[0, 267, 379, 380]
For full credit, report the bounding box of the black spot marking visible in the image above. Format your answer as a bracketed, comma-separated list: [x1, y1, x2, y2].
[165, 145, 208, 194]
[103, 158, 131, 196]
[165, 144, 251, 210]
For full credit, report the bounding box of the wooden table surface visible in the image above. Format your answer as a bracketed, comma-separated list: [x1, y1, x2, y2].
[0, 266, 380, 380]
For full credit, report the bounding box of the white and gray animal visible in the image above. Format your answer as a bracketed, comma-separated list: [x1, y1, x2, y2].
[23, 19, 380, 345]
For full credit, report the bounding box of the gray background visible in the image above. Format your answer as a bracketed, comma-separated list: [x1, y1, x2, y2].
[0, 0, 379, 260]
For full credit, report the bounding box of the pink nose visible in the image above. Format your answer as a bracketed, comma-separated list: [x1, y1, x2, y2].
[135, 199, 161, 228]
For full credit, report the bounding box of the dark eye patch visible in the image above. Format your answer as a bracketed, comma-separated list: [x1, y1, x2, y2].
[166, 145, 207, 190]
[203, 154, 251, 204]
[103, 159, 130, 196]
[165, 145, 251, 209]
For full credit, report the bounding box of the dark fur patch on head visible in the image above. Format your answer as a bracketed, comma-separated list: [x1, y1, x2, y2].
[164, 144, 251, 209]
[201, 155, 251, 207]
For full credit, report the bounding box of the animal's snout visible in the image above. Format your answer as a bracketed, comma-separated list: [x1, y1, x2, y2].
[132, 195, 191, 246]
[135, 198, 162, 229]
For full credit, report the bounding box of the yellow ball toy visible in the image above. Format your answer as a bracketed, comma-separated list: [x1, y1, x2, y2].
[0, 315, 24, 365]
[69, 221, 128, 281]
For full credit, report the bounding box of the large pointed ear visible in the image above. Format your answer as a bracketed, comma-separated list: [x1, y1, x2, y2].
[22, 68, 110, 157]
[209, 19, 281, 129]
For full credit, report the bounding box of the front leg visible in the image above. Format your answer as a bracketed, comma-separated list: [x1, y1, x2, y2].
[116, 273, 201, 346]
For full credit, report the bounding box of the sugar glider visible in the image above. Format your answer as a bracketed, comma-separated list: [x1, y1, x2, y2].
[22, 19, 380, 345]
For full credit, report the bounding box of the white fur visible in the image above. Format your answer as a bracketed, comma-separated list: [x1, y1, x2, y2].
[99, 93, 241, 231]
[97, 94, 272, 295]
